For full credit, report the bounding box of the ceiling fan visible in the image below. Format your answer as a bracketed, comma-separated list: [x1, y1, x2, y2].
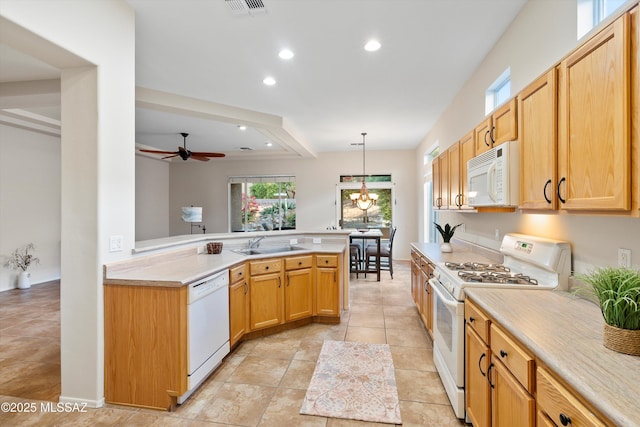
[138, 132, 226, 161]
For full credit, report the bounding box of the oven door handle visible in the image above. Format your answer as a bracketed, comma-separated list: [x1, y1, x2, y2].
[429, 278, 459, 310]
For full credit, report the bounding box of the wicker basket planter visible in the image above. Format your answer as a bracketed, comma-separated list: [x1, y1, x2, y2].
[603, 323, 640, 356]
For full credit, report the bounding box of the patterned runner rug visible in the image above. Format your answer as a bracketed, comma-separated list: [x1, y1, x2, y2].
[300, 340, 402, 424]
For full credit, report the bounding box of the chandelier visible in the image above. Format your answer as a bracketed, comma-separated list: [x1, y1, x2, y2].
[350, 132, 378, 211]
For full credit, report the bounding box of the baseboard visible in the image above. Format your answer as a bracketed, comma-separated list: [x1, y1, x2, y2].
[59, 395, 105, 409]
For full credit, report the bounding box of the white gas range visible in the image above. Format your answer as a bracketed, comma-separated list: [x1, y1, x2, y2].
[429, 233, 571, 420]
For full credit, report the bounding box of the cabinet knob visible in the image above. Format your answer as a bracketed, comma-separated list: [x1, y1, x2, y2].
[325, 260, 329, 264]
[559, 413, 572, 426]
[499, 349, 508, 358]
[469, 316, 475, 323]
[298, 261, 302, 265]
[265, 266, 269, 270]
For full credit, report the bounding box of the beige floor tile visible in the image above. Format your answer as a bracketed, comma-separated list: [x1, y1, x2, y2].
[394, 369, 450, 404]
[196, 382, 275, 426]
[347, 311, 385, 328]
[257, 388, 327, 427]
[385, 327, 431, 348]
[249, 337, 301, 360]
[226, 356, 291, 387]
[389, 346, 436, 372]
[344, 326, 387, 344]
[326, 418, 395, 427]
[384, 314, 423, 330]
[209, 352, 245, 382]
[294, 339, 324, 361]
[382, 305, 418, 317]
[118, 412, 193, 426]
[398, 400, 466, 426]
[279, 359, 317, 390]
[173, 380, 224, 418]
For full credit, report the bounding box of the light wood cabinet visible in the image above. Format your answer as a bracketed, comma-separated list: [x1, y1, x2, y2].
[432, 150, 449, 208]
[518, 69, 558, 210]
[537, 366, 606, 427]
[229, 263, 249, 347]
[474, 98, 517, 155]
[558, 13, 631, 211]
[465, 299, 491, 427]
[491, 358, 535, 427]
[632, 5, 639, 215]
[105, 284, 188, 410]
[285, 255, 313, 321]
[420, 257, 433, 336]
[249, 258, 284, 331]
[315, 254, 339, 317]
[458, 131, 476, 209]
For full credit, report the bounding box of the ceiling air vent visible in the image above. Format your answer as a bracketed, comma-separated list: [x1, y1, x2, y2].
[225, 0, 267, 16]
[239, 147, 254, 151]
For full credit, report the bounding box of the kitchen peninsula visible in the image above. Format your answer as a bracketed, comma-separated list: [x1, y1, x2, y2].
[103, 230, 349, 411]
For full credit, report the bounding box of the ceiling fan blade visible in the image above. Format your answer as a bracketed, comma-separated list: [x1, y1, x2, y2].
[191, 151, 226, 158]
[161, 154, 180, 160]
[190, 155, 211, 162]
[139, 148, 179, 155]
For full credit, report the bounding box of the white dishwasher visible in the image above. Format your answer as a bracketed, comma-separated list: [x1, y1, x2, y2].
[179, 269, 230, 404]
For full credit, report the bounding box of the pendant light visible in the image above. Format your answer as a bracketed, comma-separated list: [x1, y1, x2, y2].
[350, 132, 378, 210]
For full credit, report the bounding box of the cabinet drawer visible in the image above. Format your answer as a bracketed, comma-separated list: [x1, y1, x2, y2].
[465, 300, 490, 342]
[249, 259, 282, 275]
[537, 367, 606, 427]
[285, 255, 313, 270]
[230, 264, 246, 283]
[316, 254, 338, 267]
[490, 324, 534, 392]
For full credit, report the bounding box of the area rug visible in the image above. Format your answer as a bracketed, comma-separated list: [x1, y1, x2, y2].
[300, 340, 402, 424]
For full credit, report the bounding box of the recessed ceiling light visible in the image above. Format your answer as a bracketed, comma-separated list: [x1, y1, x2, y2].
[263, 76, 276, 86]
[364, 40, 381, 52]
[238, 125, 247, 131]
[279, 49, 294, 60]
[265, 141, 273, 147]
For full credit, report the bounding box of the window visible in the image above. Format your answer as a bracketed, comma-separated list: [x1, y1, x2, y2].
[485, 67, 511, 115]
[336, 176, 394, 233]
[577, 0, 627, 39]
[228, 175, 296, 232]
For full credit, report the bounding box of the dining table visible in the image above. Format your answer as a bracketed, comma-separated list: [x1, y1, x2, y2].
[349, 229, 383, 281]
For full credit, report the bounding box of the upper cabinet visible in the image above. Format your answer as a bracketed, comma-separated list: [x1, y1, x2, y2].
[449, 131, 476, 209]
[518, 70, 558, 210]
[475, 98, 518, 155]
[432, 149, 449, 209]
[557, 13, 631, 211]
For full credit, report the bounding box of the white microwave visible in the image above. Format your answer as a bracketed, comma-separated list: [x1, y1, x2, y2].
[467, 141, 519, 207]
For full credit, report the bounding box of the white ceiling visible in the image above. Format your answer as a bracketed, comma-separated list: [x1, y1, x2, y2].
[0, 0, 528, 158]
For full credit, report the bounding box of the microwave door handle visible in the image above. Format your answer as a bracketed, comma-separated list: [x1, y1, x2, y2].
[487, 162, 497, 202]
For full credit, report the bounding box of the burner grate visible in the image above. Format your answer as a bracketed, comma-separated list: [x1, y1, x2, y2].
[445, 262, 510, 272]
[457, 271, 539, 285]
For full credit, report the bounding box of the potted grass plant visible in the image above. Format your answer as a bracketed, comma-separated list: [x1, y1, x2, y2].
[434, 222, 462, 253]
[576, 267, 640, 356]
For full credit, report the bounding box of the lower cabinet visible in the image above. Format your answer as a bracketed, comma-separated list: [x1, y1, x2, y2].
[285, 255, 314, 321]
[410, 249, 433, 337]
[315, 254, 339, 316]
[249, 258, 284, 330]
[466, 298, 610, 427]
[229, 263, 248, 347]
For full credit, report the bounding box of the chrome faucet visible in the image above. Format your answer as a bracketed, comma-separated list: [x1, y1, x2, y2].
[248, 236, 265, 248]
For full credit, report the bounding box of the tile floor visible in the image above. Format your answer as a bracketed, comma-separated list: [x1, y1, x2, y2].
[0, 262, 466, 426]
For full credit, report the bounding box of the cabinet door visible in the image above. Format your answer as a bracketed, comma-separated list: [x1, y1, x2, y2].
[491, 359, 535, 427]
[315, 267, 339, 316]
[459, 131, 475, 209]
[475, 117, 493, 155]
[249, 272, 284, 330]
[448, 142, 461, 209]
[420, 271, 432, 335]
[632, 6, 640, 214]
[466, 327, 490, 427]
[519, 69, 558, 210]
[558, 14, 630, 211]
[432, 156, 442, 208]
[440, 150, 450, 209]
[229, 279, 248, 347]
[492, 98, 517, 145]
[285, 268, 313, 321]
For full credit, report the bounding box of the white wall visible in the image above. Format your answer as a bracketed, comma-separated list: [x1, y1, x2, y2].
[0, 0, 135, 407]
[416, 0, 640, 272]
[135, 155, 169, 241]
[167, 150, 417, 260]
[0, 124, 61, 291]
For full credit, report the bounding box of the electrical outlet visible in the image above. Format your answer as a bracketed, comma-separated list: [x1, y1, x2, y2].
[313, 237, 322, 244]
[494, 229, 500, 241]
[290, 238, 298, 245]
[618, 248, 631, 268]
[109, 235, 123, 252]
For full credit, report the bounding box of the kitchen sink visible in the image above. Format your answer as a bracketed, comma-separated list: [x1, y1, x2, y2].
[233, 245, 306, 255]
